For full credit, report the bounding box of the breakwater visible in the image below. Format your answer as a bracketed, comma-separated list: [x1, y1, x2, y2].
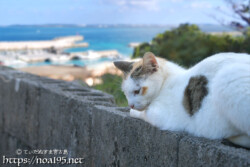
[0, 36, 88, 51]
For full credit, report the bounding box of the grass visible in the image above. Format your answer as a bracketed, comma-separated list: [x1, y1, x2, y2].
[93, 74, 128, 107]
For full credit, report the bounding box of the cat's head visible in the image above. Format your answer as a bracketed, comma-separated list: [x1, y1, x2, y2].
[114, 52, 165, 111]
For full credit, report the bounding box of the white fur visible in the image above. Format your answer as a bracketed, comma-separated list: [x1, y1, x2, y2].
[122, 53, 250, 147]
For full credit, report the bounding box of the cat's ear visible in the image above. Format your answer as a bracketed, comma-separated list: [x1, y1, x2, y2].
[113, 61, 134, 74]
[142, 52, 159, 72]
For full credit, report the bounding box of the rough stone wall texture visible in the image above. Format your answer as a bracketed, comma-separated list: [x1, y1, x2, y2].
[0, 66, 249, 167]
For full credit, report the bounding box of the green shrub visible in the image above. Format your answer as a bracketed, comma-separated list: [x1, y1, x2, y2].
[133, 24, 249, 67]
[93, 74, 127, 107]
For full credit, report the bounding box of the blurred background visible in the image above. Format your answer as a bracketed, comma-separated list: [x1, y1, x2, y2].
[0, 0, 249, 106]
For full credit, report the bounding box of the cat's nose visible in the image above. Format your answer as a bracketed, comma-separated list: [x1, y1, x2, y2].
[130, 104, 134, 109]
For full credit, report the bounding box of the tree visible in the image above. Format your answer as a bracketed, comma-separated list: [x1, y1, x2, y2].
[216, 0, 250, 30]
[132, 24, 249, 67]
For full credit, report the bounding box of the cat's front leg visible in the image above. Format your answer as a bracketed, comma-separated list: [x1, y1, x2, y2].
[130, 109, 147, 121]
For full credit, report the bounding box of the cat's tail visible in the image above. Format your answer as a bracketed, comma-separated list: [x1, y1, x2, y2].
[212, 63, 250, 137]
[228, 135, 250, 148]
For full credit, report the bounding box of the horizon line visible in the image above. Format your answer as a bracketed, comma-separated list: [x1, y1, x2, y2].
[0, 23, 223, 27]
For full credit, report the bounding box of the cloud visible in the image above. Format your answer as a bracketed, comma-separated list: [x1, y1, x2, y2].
[170, 0, 183, 2]
[190, 1, 212, 9]
[102, 0, 162, 11]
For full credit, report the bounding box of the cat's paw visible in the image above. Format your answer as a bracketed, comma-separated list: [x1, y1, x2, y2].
[130, 109, 144, 119]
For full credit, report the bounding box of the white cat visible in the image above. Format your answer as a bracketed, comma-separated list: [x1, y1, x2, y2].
[114, 52, 250, 148]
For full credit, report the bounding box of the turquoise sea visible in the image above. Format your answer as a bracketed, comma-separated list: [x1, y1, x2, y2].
[0, 25, 232, 67]
[0, 26, 171, 55]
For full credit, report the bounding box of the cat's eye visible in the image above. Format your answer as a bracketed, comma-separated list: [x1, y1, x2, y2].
[134, 88, 141, 95]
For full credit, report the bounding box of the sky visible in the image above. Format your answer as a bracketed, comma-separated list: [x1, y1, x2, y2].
[0, 0, 240, 26]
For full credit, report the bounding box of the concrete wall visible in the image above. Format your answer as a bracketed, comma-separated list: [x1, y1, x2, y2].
[0, 66, 249, 167]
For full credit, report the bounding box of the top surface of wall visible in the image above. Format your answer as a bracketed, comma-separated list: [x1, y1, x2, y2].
[0, 66, 249, 167]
